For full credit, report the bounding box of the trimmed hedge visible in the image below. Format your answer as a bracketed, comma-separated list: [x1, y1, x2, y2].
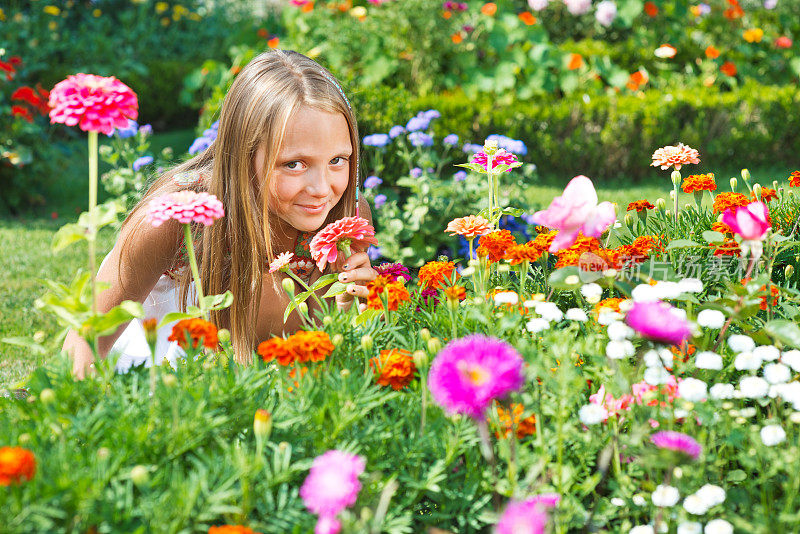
[352, 81, 800, 180]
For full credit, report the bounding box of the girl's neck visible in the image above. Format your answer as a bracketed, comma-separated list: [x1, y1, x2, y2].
[269, 215, 301, 253]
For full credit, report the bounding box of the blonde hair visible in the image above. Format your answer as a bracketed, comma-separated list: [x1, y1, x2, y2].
[122, 50, 359, 363]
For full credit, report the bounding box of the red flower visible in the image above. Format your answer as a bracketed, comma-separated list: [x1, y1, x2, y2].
[0, 447, 36, 486]
[720, 61, 737, 77]
[644, 1, 658, 16]
[309, 216, 378, 272]
[11, 105, 33, 122]
[48, 73, 138, 135]
[775, 36, 793, 49]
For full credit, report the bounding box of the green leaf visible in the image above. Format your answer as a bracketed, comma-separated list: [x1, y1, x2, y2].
[548, 266, 583, 290]
[311, 273, 339, 291]
[86, 300, 144, 337]
[200, 291, 234, 311]
[666, 239, 702, 250]
[1, 337, 48, 356]
[354, 308, 382, 326]
[454, 162, 488, 175]
[283, 290, 313, 323]
[159, 309, 203, 329]
[702, 231, 725, 243]
[323, 281, 348, 298]
[765, 319, 800, 348]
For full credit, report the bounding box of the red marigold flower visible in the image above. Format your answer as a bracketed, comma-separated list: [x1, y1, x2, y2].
[168, 318, 219, 351]
[627, 200, 655, 212]
[147, 190, 225, 227]
[712, 238, 741, 256]
[0, 447, 36, 486]
[711, 221, 732, 234]
[775, 36, 793, 49]
[758, 283, 780, 311]
[494, 403, 536, 439]
[418, 260, 457, 289]
[288, 330, 334, 363]
[208, 526, 261, 534]
[720, 61, 737, 77]
[752, 187, 778, 202]
[712, 192, 749, 213]
[257, 337, 296, 366]
[644, 1, 658, 17]
[518, 11, 536, 25]
[370, 348, 416, 390]
[444, 285, 467, 303]
[445, 215, 492, 239]
[476, 229, 517, 263]
[790, 171, 800, 187]
[651, 143, 700, 170]
[48, 73, 138, 135]
[309, 216, 378, 272]
[682, 173, 717, 193]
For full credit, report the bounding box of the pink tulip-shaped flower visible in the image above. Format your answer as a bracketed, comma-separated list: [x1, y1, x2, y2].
[721, 201, 771, 242]
[300, 450, 365, 534]
[625, 300, 692, 345]
[146, 190, 225, 227]
[530, 175, 616, 252]
[309, 216, 379, 272]
[48, 73, 138, 135]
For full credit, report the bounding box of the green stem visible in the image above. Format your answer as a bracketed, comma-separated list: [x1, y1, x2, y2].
[183, 223, 206, 318]
[285, 269, 325, 310]
[87, 131, 100, 357]
[419, 371, 427, 438]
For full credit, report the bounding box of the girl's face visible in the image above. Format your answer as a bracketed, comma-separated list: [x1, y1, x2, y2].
[258, 106, 352, 234]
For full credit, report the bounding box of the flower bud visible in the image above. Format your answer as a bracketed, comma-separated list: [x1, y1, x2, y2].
[298, 302, 308, 315]
[420, 328, 431, 342]
[729, 177, 738, 191]
[130, 465, 149, 487]
[655, 198, 666, 211]
[18, 433, 31, 445]
[217, 328, 231, 343]
[281, 277, 295, 295]
[427, 337, 442, 354]
[162, 373, 178, 387]
[332, 333, 343, 347]
[483, 139, 499, 155]
[741, 168, 751, 182]
[669, 190, 676, 201]
[786, 265, 795, 279]
[360, 334, 373, 352]
[142, 318, 158, 347]
[340, 369, 350, 378]
[665, 209, 672, 218]
[254, 409, 272, 440]
[624, 212, 635, 228]
[278, 441, 289, 451]
[97, 447, 111, 460]
[753, 183, 762, 200]
[671, 170, 681, 188]
[773, 180, 779, 191]
[412, 349, 428, 368]
[684, 203, 692, 211]
[322, 315, 333, 326]
[33, 331, 46, 344]
[360, 507, 374, 523]
[39, 388, 56, 404]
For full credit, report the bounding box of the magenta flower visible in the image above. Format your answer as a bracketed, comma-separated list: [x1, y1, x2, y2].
[495, 497, 550, 534]
[48, 73, 138, 135]
[269, 251, 294, 273]
[471, 148, 519, 172]
[309, 216, 379, 272]
[721, 201, 771, 242]
[651, 430, 702, 460]
[300, 450, 365, 532]
[428, 334, 525, 419]
[625, 301, 691, 345]
[146, 190, 225, 227]
[375, 262, 411, 282]
[530, 175, 616, 252]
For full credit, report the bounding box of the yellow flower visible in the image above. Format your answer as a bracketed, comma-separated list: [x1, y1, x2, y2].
[350, 6, 367, 19]
[43, 5, 61, 15]
[93, 8, 101, 16]
[743, 28, 763, 43]
[0, 8, 5, 21]
[155, 2, 169, 13]
[48, 20, 58, 30]
[188, 12, 201, 20]
[173, 4, 188, 15]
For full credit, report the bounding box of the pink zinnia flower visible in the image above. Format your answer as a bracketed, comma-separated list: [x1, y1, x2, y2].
[470, 148, 519, 172]
[650, 143, 700, 170]
[721, 201, 771, 242]
[530, 175, 616, 252]
[309, 216, 379, 272]
[445, 214, 492, 239]
[495, 497, 551, 534]
[300, 449, 365, 531]
[48, 73, 138, 135]
[146, 190, 225, 227]
[625, 301, 691, 345]
[269, 251, 294, 273]
[428, 334, 525, 419]
[375, 262, 411, 282]
[651, 430, 702, 460]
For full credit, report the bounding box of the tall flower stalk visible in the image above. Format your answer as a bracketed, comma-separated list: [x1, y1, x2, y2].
[456, 140, 521, 229]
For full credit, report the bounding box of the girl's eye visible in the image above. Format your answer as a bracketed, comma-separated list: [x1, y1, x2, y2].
[285, 161, 305, 170]
[330, 156, 349, 166]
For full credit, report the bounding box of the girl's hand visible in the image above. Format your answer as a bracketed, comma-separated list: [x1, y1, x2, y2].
[333, 251, 377, 311]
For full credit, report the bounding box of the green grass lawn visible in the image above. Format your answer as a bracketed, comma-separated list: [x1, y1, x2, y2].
[1, 135, 795, 390]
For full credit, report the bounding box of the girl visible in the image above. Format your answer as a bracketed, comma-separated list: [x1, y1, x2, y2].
[65, 50, 378, 378]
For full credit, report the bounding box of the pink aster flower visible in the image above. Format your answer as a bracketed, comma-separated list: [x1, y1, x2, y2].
[269, 251, 294, 273]
[651, 143, 700, 170]
[625, 300, 691, 345]
[651, 430, 702, 460]
[48, 73, 138, 136]
[471, 149, 519, 172]
[375, 262, 411, 282]
[446, 215, 492, 239]
[309, 216, 379, 272]
[495, 497, 551, 534]
[146, 190, 225, 227]
[530, 175, 616, 252]
[428, 334, 525, 419]
[300, 449, 365, 531]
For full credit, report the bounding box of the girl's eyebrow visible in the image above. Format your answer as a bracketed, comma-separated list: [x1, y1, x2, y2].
[279, 148, 353, 160]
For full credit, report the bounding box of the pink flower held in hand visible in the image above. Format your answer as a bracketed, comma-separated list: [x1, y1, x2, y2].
[446, 215, 492, 239]
[309, 216, 378, 272]
[651, 430, 702, 460]
[48, 73, 138, 135]
[300, 450, 365, 528]
[625, 300, 691, 345]
[651, 143, 700, 170]
[495, 497, 551, 534]
[428, 334, 525, 419]
[721, 201, 771, 241]
[530, 175, 616, 252]
[471, 148, 520, 172]
[147, 190, 225, 227]
[269, 252, 294, 273]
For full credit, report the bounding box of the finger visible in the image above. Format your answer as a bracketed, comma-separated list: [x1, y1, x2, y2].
[338, 266, 377, 284]
[346, 283, 369, 299]
[358, 302, 367, 313]
[335, 252, 370, 272]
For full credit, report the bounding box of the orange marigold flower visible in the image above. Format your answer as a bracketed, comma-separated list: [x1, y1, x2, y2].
[481, 2, 497, 16]
[418, 260, 458, 289]
[758, 284, 780, 311]
[288, 330, 334, 363]
[442, 10, 452, 19]
[705, 46, 720, 59]
[505, 241, 543, 265]
[267, 37, 280, 48]
[168, 318, 219, 351]
[752, 186, 778, 202]
[518, 11, 536, 25]
[712, 238, 741, 256]
[567, 53, 583, 70]
[720, 61, 737, 77]
[627, 70, 649, 91]
[555, 235, 602, 269]
[531, 230, 557, 256]
[644, 1, 658, 17]
[257, 337, 296, 366]
[208, 527, 261, 534]
[789, 171, 800, 187]
[476, 229, 517, 263]
[451, 33, 463, 44]
[367, 277, 410, 311]
[724, 0, 743, 19]
[0, 447, 36, 486]
[494, 403, 536, 439]
[711, 221, 733, 234]
[445, 215, 492, 239]
[627, 200, 655, 212]
[594, 297, 626, 316]
[681, 173, 717, 193]
[444, 285, 467, 302]
[712, 192, 749, 213]
[651, 143, 700, 170]
[370, 348, 416, 390]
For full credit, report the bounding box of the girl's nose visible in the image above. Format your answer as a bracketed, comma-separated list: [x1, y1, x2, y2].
[305, 167, 332, 197]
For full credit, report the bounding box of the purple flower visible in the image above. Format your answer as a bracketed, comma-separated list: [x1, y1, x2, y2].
[375, 262, 411, 282]
[419, 287, 440, 309]
[363, 133, 391, 147]
[110, 118, 138, 138]
[408, 132, 433, 147]
[462, 143, 484, 154]
[389, 125, 406, 138]
[364, 175, 382, 189]
[367, 246, 382, 261]
[486, 134, 528, 156]
[625, 301, 691, 345]
[453, 170, 467, 181]
[698, 2, 711, 14]
[188, 135, 214, 155]
[138, 124, 152, 136]
[422, 109, 441, 120]
[410, 167, 423, 178]
[428, 334, 525, 419]
[300, 450, 365, 527]
[495, 498, 550, 534]
[443, 134, 459, 146]
[133, 155, 154, 171]
[374, 194, 387, 208]
[406, 115, 430, 132]
[651, 430, 702, 460]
